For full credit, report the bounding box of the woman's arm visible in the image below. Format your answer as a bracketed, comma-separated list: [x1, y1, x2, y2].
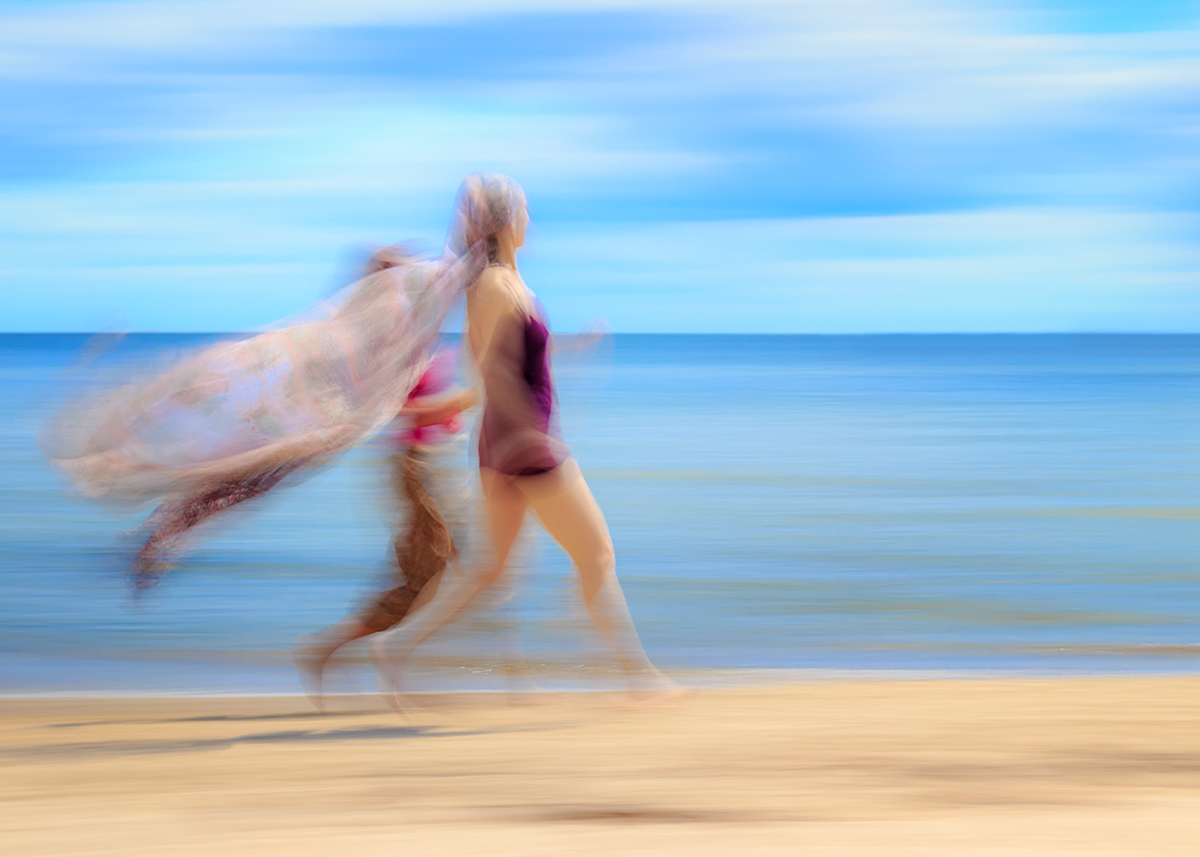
[551, 330, 606, 353]
[400, 387, 479, 428]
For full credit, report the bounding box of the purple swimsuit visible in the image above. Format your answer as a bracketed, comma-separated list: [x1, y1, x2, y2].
[478, 302, 569, 477]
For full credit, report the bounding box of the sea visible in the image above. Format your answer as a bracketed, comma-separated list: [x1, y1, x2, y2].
[1, 333, 1198, 695]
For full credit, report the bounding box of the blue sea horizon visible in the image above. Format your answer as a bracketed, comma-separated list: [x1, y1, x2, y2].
[2, 332, 1197, 695]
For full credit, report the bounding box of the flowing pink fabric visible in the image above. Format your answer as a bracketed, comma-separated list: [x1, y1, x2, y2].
[41, 248, 484, 506]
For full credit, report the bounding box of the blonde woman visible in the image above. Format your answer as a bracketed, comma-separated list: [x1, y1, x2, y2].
[373, 174, 676, 700]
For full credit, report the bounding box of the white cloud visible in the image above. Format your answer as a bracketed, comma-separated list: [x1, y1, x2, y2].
[2, 0, 1198, 330]
[528, 209, 1200, 331]
[7, 0, 1197, 150]
[4, 198, 1197, 330]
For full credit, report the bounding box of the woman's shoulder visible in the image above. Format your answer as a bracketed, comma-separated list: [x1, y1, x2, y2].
[472, 265, 533, 313]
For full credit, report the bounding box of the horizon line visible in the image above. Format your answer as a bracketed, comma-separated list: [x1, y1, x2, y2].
[3, 330, 1200, 337]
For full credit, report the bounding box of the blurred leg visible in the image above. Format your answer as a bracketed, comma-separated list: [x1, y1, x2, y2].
[297, 447, 452, 703]
[521, 461, 664, 682]
[371, 467, 527, 692]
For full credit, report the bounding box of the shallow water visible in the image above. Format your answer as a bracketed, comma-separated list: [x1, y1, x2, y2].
[2, 333, 1198, 693]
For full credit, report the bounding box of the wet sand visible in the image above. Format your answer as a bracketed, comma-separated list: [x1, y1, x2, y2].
[3, 677, 1200, 855]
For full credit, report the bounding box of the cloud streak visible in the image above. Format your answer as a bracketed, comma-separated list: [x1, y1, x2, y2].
[1, 0, 1197, 330]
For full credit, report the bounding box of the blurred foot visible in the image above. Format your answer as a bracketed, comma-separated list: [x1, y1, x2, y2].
[503, 662, 537, 706]
[627, 670, 691, 706]
[371, 637, 409, 717]
[383, 687, 410, 717]
[292, 636, 327, 712]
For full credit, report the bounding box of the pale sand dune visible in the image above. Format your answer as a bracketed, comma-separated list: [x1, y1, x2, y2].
[3, 678, 1200, 855]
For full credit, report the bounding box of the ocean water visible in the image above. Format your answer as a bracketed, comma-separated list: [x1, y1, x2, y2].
[2, 333, 1198, 694]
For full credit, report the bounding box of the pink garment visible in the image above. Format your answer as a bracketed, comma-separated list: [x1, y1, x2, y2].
[392, 348, 463, 447]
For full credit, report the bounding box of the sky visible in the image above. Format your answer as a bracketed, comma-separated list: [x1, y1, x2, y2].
[1, 0, 1199, 332]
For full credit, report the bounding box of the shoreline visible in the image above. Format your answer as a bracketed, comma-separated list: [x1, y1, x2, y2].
[9, 662, 1200, 700]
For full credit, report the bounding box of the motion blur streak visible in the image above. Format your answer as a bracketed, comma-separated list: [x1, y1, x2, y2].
[3, 0, 1200, 854]
[2, 0, 1198, 331]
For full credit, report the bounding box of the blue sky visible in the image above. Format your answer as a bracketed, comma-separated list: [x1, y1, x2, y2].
[2, 0, 1198, 331]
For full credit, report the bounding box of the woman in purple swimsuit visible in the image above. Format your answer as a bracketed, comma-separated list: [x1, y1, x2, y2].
[373, 174, 674, 699]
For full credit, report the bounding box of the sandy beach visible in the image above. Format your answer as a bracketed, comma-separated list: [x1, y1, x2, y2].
[3, 676, 1200, 855]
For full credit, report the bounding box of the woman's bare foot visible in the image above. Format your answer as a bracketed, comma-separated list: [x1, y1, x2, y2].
[503, 661, 537, 705]
[371, 636, 410, 717]
[626, 669, 691, 706]
[292, 636, 328, 711]
[383, 687, 410, 717]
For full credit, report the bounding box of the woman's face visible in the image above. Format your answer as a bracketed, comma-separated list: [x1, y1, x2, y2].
[511, 202, 529, 250]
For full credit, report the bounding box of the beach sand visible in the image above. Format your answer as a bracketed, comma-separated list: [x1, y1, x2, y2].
[3, 677, 1199, 855]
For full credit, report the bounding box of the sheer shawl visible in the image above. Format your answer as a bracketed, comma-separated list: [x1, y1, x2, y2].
[41, 247, 485, 506]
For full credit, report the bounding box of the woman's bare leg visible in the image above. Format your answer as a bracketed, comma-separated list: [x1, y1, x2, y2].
[519, 460, 667, 685]
[371, 469, 527, 694]
[299, 444, 459, 706]
[295, 570, 445, 705]
[293, 619, 371, 708]
[373, 462, 676, 702]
